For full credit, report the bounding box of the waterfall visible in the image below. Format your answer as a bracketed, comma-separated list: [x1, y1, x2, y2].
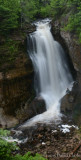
[24, 19, 73, 126]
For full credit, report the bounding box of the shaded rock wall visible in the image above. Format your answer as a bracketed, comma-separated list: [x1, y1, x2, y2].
[0, 53, 34, 128]
[0, 28, 35, 128]
[52, 21, 81, 124]
[60, 32, 81, 124]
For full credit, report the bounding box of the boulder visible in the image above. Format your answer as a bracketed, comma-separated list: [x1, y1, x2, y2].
[16, 97, 46, 123]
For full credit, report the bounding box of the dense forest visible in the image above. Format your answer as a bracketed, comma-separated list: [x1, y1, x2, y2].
[0, 0, 81, 42]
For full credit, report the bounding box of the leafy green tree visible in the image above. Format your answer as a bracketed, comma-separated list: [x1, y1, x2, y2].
[64, 0, 81, 42]
[0, 0, 21, 35]
[0, 0, 81, 42]
[20, 0, 51, 22]
[20, 0, 39, 22]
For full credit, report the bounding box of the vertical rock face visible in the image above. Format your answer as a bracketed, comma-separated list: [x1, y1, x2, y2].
[52, 21, 81, 124]
[60, 31, 81, 124]
[0, 53, 34, 128]
[0, 29, 35, 128]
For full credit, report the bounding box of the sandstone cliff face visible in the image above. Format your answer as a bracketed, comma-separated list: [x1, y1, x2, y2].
[0, 29, 34, 128]
[60, 31, 81, 124]
[52, 21, 81, 124]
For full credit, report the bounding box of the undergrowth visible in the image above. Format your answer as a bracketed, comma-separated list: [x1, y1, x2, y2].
[0, 129, 47, 160]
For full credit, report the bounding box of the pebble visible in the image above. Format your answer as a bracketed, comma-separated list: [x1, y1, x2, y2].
[36, 143, 41, 148]
[38, 134, 43, 138]
[63, 147, 67, 152]
[46, 141, 51, 146]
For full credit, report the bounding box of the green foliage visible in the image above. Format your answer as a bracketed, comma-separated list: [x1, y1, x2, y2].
[0, 129, 10, 136]
[0, 0, 21, 35]
[0, 39, 19, 68]
[20, 0, 81, 44]
[14, 152, 47, 160]
[40, 4, 50, 18]
[49, 0, 62, 18]
[0, 0, 81, 42]
[63, 0, 81, 42]
[21, 0, 51, 21]
[0, 129, 18, 160]
[21, 0, 39, 21]
[0, 129, 47, 160]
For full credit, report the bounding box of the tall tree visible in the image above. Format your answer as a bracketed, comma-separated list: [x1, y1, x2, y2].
[0, 0, 21, 35]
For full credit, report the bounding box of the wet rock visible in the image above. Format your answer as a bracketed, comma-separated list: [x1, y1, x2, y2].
[0, 72, 3, 81]
[17, 122, 80, 160]
[10, 130, 16, 135]
[38, 126, 45, 132]
[61, 94, 73, 112]
[0, 124, 2, 128]
[74, 63, 79, 72]
[46, 141, 51, 146]
[38, 134, 43, 139]
[47, 128, 51, 132]
[68, 95, 74, 103]
[61, 83, 78, 113]
[29, 97, 46, 115]
[52, 21, 81, 124]
[16, 98, 46, 123]
[43, 151, 47, 156]
[36, 143, 41, 148]
[63, 147, 67, 152]
[0, 108, 19, 128]
[73, 103, 81, 124]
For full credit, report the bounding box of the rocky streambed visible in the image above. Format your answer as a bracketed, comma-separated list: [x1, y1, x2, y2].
[9, 119, 81, 160]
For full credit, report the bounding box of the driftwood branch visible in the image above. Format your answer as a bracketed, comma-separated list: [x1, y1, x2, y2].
[68, 142, 81, 160]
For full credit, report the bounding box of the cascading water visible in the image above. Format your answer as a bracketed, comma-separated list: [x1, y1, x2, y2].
[23, 19, 73, 127]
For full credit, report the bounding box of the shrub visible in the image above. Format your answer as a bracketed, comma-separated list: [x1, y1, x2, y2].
[0, 129, 47, 160]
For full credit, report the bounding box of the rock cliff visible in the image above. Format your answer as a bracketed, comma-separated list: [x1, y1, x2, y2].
[52, 20, 81, 124]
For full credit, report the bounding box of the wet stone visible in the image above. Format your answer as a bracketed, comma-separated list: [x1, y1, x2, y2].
[38, 134, 43, 139]
[68, 95, 74, 103]
[35, 143, 42, 148]
[46, 141, 51, 146]
[62, 147, 67, 152]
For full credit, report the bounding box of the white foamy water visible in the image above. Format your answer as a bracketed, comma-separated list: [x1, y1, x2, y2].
[59, 124, 79, 133]
[2, 136, 28, 144]
[21, 19, 73, 128]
